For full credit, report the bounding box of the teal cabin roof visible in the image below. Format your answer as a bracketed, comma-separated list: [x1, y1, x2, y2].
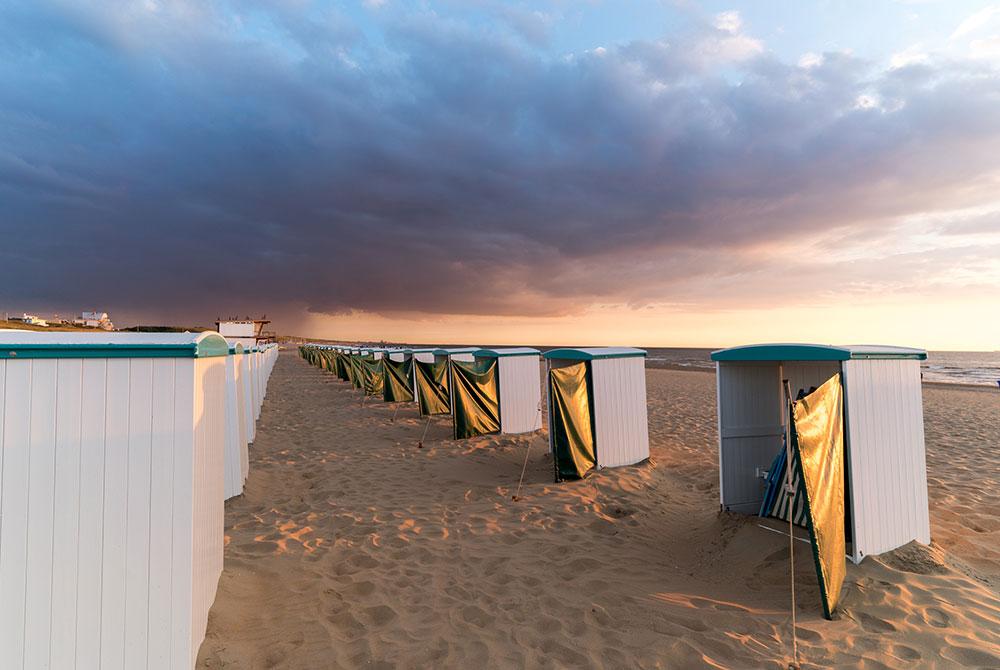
[0, 331, 230, 359]
[474, 347, 541, 358]
[710, 343, 927, 362]
[543, 347, 647, 360]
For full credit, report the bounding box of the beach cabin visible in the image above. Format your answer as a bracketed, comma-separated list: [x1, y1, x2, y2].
[0, 331, 228, 669]
[711, 343, 930, 563]
[468, 348, 543, 434]
[241, 347, 257, 443]
[543, 348, 650, 480]
[224, 344, 249, 500]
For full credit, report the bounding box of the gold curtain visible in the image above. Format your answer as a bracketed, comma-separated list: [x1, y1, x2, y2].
[451, 359, 500, 439]
[414, 359, 451, 415]
[792, 373, 847, 619]
[548, 362, 596, 481]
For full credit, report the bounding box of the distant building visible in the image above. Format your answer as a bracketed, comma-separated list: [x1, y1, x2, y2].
[17, 313, 49, 327]
[215, 317, 273, 348]
[74, 311, 115, 330]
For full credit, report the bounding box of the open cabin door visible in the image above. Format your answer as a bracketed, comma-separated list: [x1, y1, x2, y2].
[717, 363, 784, 513]
[718, 361, 842, 514]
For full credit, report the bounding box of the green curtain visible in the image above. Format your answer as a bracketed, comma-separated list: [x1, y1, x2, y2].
[362, 357, 384, 396]
[335, 352, 349, 381]
[414, 359, 450, 415]
[350, 355, 364, 389]
[451, 359, 500, 439]
[383, 358, 415, 402]
[548, 361, 596, 481]
[791, 373, 846, 620]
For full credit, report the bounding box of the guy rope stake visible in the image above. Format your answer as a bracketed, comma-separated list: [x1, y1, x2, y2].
[391, 403, 401, 423]
[514, 396, 545, 501]
[512, 440, 533, 502]
[418, 416, 431, 448]
[782, 378, 800, 670]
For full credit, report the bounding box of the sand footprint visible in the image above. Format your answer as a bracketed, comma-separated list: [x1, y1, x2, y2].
[922, 606, 950, 628]
[461, 605, 494, 628]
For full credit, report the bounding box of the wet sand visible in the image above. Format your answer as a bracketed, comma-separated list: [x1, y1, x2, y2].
[197, 351, 1000, 669]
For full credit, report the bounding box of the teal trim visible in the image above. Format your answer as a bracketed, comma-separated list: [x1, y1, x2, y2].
[543, 347, 647, 361]
[710, 343, 927, 362]
[474, 347, 541, 358]
[0, 332, 230, 359]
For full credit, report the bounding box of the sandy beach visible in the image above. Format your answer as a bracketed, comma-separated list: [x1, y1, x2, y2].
[197, 351, 1000, 669]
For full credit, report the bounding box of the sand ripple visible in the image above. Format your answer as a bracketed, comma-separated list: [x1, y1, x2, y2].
[197, 355, 1000, 669]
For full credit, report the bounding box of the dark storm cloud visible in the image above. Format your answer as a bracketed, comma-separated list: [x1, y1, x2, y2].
[1, 1, 999, 321]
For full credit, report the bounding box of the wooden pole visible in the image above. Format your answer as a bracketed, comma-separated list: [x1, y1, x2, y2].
[781, 377, 800, 669]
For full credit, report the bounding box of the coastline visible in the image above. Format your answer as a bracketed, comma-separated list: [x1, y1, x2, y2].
[646, 361, 999, 392]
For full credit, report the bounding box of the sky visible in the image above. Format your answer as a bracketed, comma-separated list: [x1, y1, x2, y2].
[1, 1, 999, 349]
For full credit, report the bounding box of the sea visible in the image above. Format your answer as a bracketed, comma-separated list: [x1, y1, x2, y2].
[640, 348, 1000, 388]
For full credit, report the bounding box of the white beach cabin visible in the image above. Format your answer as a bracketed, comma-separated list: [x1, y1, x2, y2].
[0, 331, 228, 669]
[711, 343, 930, 563]
[224, 343, 249, 500]
[241, 346, 257, 443]
[472, 348, 543, 434]
[543, 348, 650, 473]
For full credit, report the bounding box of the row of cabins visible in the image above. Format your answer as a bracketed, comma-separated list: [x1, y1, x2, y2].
[302, 345, 651, 476]
[304, 343, 931, 566]
[0, 331, 277, 670]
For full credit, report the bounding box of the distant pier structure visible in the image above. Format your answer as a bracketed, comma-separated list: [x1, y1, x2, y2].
[215, 316, 275, 348]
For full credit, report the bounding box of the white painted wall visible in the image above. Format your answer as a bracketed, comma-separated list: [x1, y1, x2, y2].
[843, 358, 930, 562]
[591, 357, 650, 469]
[223, 355, 247, 500]
[0, 356, 225, 670]
[241, 354, 256, 443]
[233, 354, 249, 478]
[218, 322, 255, 338]
[497, 355, 542, 434]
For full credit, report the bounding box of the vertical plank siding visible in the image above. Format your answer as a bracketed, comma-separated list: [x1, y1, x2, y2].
[50, 359, 83, 669]
[591, 357, 650, 469]
[497, 356, 542, 434]
[0, 341, 277, 670]
[843, 359, 930, 561]
[223, 355, 246, 500]
[242, 354, 256, 444]
[190, 358, 226, 669]
[0, 360, 31, 667]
